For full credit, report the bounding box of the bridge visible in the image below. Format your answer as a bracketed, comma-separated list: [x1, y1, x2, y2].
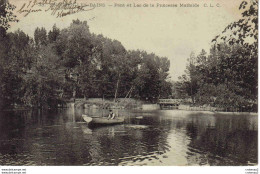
[158, 99, 181, 109]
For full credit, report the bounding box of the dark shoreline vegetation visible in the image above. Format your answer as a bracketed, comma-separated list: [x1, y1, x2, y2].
[0, 1, 258, 112]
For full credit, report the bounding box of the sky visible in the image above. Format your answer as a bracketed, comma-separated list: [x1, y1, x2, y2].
[9, 0, 243, 81]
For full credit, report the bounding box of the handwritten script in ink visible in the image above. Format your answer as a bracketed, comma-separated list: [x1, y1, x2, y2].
[17, 0, 95, 18]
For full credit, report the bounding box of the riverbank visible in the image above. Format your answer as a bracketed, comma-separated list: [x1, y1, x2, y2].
[178, 104, 258, 114]
[1, 98, 258, 116]
[173, 109, 258, 116]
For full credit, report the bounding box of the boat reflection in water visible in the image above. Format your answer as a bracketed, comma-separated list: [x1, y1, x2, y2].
[0, 108, 257, 166]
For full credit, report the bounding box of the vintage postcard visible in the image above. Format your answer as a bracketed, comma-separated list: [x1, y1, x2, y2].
[0, 0, 258, 172]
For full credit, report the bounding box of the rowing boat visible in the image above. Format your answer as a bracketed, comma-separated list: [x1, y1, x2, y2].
[82, 114, 124, 125]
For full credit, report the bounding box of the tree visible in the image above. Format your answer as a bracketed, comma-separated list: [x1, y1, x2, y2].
[0, 0, 18, 35]
[0, 0, 18, 109]
[176, 0, 258, 111]
[176, 52, 201, 103]
[212, 0, 258, 102]
[0, 18, 172, 110]
[34, 27, 47, 46]
[0, 30, 32, 108]
[55, 20, 95, 98]
[48, 24, 60, 43]
[22, 45, 64, 108]
[133, 51, 171, 102]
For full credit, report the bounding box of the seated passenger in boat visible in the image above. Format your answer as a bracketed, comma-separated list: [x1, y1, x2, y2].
[108, 110, 115, 119]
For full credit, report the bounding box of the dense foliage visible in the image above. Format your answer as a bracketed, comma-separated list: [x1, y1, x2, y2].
[0, 11, 171, 109]
[0, 0, 257, 112]
[175, 0, 258, 112]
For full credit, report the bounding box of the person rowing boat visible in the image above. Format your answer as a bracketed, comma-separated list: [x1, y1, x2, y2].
[107, 109, 115, 119]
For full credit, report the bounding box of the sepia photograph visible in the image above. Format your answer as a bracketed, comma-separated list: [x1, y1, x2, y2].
[0, 0, 258, 171]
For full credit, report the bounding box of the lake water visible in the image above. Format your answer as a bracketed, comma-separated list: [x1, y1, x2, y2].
[0, 107, 257, 166]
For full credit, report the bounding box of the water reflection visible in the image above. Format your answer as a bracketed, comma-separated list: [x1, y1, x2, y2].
[0, 109, 257, 166]
[185, 114, 258, 165]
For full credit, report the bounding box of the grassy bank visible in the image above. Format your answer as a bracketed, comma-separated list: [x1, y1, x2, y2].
[173, 109, 258, 116]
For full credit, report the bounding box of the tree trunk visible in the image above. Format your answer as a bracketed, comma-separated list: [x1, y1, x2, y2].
[73, 86, 76, 99]
[125, 85, 133, 98]
[114, 74, 121, 102]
